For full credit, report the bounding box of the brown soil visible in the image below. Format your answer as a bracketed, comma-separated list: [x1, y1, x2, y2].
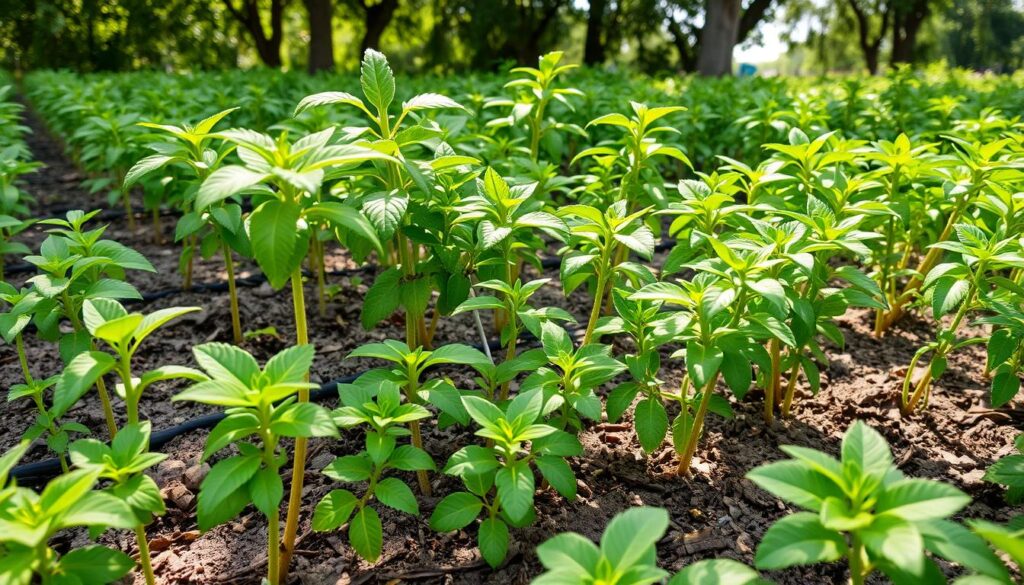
[4, 103, 1021, 585]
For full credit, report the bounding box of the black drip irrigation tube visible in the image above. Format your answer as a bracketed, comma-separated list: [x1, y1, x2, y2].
[7, 238, 676, 485]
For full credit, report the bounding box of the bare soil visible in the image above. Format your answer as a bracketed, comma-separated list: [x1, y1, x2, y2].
[4, 104, 1021, 585]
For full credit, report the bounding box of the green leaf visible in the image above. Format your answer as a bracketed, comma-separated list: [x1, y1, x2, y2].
[375, 477, 419, 515]
[294, 91, 368, 116]
[270, 402, 337, 438]
[669, 559, 765, 585]
[496, 461, 534, 523]
[932, 278, 971, 316]
[463, 395, 506, 429]
[746, 460, 844, 513]
[404, 93, 465, 111]
[820, 497, 873, 532]
[58, 545, 135, 585]
[535, 455, 577, 500]
[861, 515, 924, 576]
[984, 454, 1024, 490]
[193, 342, 260, 387]
[430, 492, 483, 531]
[634, 397, 668, 453]
[53, 351, 116, 418]
[919, 520, 1009, 581]
[387, 445, 435, 471]
[876, 478, 970, 521]
[754, 512, 846, 570]
[361, 267, 402, 329]
[197, 165, 266, 210]
[991, 371, 1020, 408]
[536, 532, 600, 576]
[444, 445, 500, 477]
[600, 506, 669, 570]
[323, 454, 373, 482]
[426, 344, 492, 369]
[60, 491, 136, 530]
[250, 199, 307, 290]
[264, 344, 315, 385]
[361, 49, 396, 114]
[198, 455, 261, 529]
[312, 489, 359, 531]
[349, 506, 383, 562]
[479, 517, 510, 568]
[686, 341, 723, 389]
[124, 154, 175, 189]
[841, 420, 892, 481]
[248, 467, 284, 516]
[306, 202, 383, 255]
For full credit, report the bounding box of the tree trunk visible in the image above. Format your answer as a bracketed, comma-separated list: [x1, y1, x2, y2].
[584, 0, 608, 66]
[847, 0, 891, 75]
[223, 0, 287, 68]
[696, 0, 741, 76]
[360, 0, 398, 54]
[304, 0, 335, 73]
[891, 0, 929, 65]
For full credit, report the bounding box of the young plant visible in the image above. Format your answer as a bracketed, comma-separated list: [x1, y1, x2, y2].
[485, 51, 584, 164]
[24, 210, 156, 437]
[430, 388, 581, 568]
[64, 298, 203, 426]
[881, 137, 1021, 331]
[748, 421, 1007, 584]
[523, 322, 625, 432]
[125, 107, 247, 335]
[0, 284, 82, 471]
[452, 278, 575, 400]
[197, 118, 387, 578]
[532, 507, 766, 585]
[0, 457, 138, 585]
[294, 48, 467, 349]
[69, 422, 168, 585]
[312, 380, 434, 561]
[347, 340, 492, 495]
[902, 225, 1024, 414]
[0, 144, 39, 281]
[630, 269, 774, 473]
[173, 343, 337, 585]
[559, 201, 655, 344]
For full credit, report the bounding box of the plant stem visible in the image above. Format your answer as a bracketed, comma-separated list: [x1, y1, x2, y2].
[122, 359, 138, 426]
[584, 243, 613, 344]
[151, 206, 162, 245]
[765, 339, 780, 425]
[279, 267, 310, 581]
[903, 284, 976, 414]
[405, 372, 433, 496]
[18, 334, 70, 473]
[134, 524, 156, 585]
[848, 533, 866, 585]
[63, 291, 118, 437]
[780, 359, 801, 418]
[223, 242, 243, 344]
[676, 374, 719, 475]
[884, 197, 967, 329]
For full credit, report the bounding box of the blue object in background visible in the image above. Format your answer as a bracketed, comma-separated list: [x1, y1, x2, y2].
[738, 63, 757, 77]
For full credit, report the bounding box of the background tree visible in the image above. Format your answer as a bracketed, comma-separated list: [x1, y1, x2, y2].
[845, 0, 891, 74]
[304, 0, 335, 72]
[223, 0, 290, 68]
